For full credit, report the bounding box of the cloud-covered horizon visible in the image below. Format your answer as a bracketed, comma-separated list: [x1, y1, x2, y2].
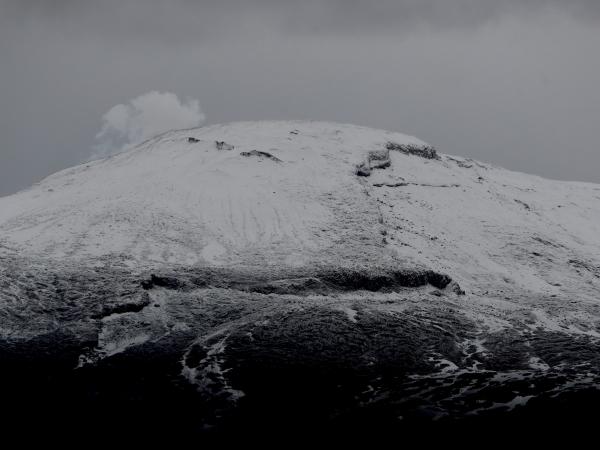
[3, 1, 600, 39]
[1, 1, 599, 195]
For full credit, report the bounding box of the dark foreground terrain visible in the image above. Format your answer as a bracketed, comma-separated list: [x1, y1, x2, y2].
[2, 255, 600, 441]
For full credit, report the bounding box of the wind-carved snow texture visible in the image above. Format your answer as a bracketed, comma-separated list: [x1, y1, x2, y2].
[1, 121, 600, 436]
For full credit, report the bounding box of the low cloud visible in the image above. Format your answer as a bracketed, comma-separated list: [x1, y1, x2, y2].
[94, 91, 205, 158]
[3, 1, 600, 42]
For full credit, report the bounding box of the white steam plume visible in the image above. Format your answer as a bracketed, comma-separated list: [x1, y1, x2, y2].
[94, 91, 205, 157]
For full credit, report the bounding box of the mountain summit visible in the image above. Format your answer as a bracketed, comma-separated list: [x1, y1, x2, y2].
[1, 121, 600, 435]
[1, 121, 598, 297]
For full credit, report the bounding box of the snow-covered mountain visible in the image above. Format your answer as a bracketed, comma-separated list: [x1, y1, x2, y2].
[0, 121, 433, 269]
[2, 121, 599, 296]
[1, 121, 600, 436]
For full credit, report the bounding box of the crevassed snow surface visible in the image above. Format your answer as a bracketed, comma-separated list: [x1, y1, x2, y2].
[1, 120, 599, 299]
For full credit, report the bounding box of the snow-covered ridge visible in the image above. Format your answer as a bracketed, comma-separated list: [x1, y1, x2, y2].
[0, 121, 599, 300]
[0, 121, 427, 264]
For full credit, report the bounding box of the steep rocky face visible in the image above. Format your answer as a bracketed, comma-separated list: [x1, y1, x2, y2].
[1, 121, 599, 437]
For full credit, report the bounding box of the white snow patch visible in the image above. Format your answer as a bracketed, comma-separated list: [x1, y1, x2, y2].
[201, 241, 226, 264]
[528, 356, 550, 371]
[337, 306, 359, 323]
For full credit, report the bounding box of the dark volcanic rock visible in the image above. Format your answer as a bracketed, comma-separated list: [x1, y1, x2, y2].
[142, 274, 184, 290]
[386, 141, 439, 159]
[240, 150, 282, 162]
[92, 292, 151, 319]
[0, 254, 598, 440]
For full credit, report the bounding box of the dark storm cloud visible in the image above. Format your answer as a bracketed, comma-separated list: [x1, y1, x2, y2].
[1, 1, 600, 195]
[3, 0, 600, 40]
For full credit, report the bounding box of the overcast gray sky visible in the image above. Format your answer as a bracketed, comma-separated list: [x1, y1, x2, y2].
[1, 1, 600, 195]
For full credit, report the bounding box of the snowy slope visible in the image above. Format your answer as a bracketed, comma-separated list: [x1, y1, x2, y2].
[2, 121, 600, 431]
[1, 121, 599, 299]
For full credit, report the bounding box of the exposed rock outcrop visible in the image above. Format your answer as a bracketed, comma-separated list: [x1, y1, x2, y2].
[356, 148, 391, 177]
[386, 141, 439, 159]
[240, 150, 282, 162]
[215, 140, 234, 151]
